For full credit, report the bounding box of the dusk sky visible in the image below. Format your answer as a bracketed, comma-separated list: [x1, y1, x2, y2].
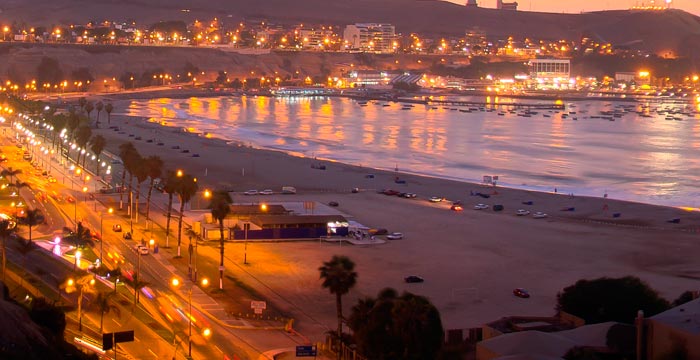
[445, 0, 700, 15]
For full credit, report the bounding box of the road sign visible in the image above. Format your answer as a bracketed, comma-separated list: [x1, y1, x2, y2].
[296, 345, 317, 357]
[251, 300, 266, 309]
[102, 330, 135, 350]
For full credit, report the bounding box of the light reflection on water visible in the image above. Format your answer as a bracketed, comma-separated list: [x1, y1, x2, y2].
[124, 96, 700, 207]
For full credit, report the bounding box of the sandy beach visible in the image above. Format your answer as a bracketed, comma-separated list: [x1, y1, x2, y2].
[86, 99, 700, 339]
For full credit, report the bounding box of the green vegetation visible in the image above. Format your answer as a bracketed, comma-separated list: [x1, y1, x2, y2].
[319, 255, 357, 359]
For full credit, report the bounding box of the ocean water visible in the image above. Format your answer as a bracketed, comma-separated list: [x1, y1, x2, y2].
[123, 95, 700, 208]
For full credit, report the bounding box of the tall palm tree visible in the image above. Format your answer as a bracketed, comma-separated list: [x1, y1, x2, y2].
[93, 291, 121, 333]
[144, 155, 164, 222]
[118, 142, 137, 209]
[1, 167, 22, 184]
[175, 174, 198, 257]
[319, 255, 358, 359]
[74, 125, 92, 167]
[89, 134, 106, 176]
[163, 170, 179, 248]
[95, 101, 104, 128]
[84, 101, 94, 122]
[0, 219, 14, 281]
[105, 103, 113, 125]
[209, 190, 231, 290]
[132, 161, 149, 223]
[21, 209, 43, 244]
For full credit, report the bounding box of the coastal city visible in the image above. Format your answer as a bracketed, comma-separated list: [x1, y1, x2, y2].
[1, 0, 700, 359]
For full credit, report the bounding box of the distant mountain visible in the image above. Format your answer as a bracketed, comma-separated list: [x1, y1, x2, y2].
[2, 0, 700, 56]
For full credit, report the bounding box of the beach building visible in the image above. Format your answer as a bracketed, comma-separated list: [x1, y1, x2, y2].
[343, 23, 397, 53]
[644, 297, 700, 358]
[298, 28, 335, 50]
[528, 58, 572, 89]
[477, 321, 622, 360]
[195, 203, 349, 241]
[345, 70, 398, 88]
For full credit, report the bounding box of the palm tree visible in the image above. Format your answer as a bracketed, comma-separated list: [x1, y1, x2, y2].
[105, 103, 113, 125]
[175, 174, 198, 257]
[95, 101, 104, 128]
[163, 170, 179, 248]
[209, 190, 231, 290]
[1, 167, 22, 184]
[118, 142, 138, 209]
[0, 219, 14, 281]
[143, 156, 164, 222]
[132, 161, 149, 223]
[84, 101, 94, 122]
[21, 209, 43, 244]
[8, 179, 31, 191]
[74, 125, 92, 167]
[319, 255, 358, 359]
[89, 134, 107, 176]
[78, 97, 87, 111]
[62, 222, 95, 249]
[93, 291, 121, 333]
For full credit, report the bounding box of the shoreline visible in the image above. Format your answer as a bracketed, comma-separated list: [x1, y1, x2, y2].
[104, 113, 700, 231]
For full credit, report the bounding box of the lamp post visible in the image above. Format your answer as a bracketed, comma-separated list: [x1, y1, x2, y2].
[171, 277, 210, 358]
[65, 276, 95, 332]
[100, 208, 113, 266]
[74, 250, 81, 271]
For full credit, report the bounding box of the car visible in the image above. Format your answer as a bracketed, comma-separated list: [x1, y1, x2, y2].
[260, 189, 273, 195]
[243, 190, 258, 195]
[429, 196, 444, 203]
[171, 145, 181, 149]
[474, 203, 489, 210]
[351, 187, 359, 193]
[532, 212, 548, 219]
[382, 189, 400, 196]
[400, 193, 417, 198]
[123, 232, 132, 240]
[386, 232, 403, 240]
[451, 204, 464, 211]
[513, 288, 530, 298]
[134, 245, 149, 255]
[404, 275, 424, 283]
[181, 149, 190, 153]
[328, 201, 339, 207]
[192, 153, 200, 157]
[368, 228, 388, 235]
[516, 209, 531, 216]
[65, 196, 75, 203]
[112, 224, 122, 232]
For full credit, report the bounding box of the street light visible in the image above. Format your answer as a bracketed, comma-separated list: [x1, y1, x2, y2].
[64, 276, 95, 332]
[74, 250, 81, 271]
[99, 208, 113, 266]
[171, 277, 210, 358]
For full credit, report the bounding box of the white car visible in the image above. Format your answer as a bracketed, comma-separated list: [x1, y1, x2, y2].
[532, 212, 548, 219]
[260, 189, 274, 195]
[516, 209, 531, 216]
[429, 196, 444, 203]
[474, 203, 489, 210]
[243, 190, 258, 195]
[134, 245, 149, 255]
[386, 232, 403, 240]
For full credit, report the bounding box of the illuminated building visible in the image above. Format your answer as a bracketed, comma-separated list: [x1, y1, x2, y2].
[343, 23, 396, 53]
[528, 58, 571, 89]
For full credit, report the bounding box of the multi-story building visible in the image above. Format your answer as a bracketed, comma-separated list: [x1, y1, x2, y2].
[298, 27, 336, 50]
[528, 58, 571, 88]
[343, 23, 397, 53]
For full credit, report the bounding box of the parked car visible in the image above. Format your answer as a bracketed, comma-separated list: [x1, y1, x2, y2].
[368, 228, 388, 235]
[429, 196, 444, 203]
[328, 201, 339, 207]
[382, 189, 400, 196]
[513, 288, 530, 298]
[532, 212, 548, 219]
[404, 275, 424, 283]
[474, 203, 489, 210]
[400, 193, 417, 198]
[260, 189, 273, 195]
[516, 209, 531, 216]
[386, 232, 403, 240]
[243, 190, 258, 195]
[112, 224, 122, 232]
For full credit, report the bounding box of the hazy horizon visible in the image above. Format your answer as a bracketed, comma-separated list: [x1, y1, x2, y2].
[445, 0, 700, 15]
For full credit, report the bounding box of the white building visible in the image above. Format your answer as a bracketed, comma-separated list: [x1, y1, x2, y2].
[343, 23, 397, 53]
[528, 58, 572, 89]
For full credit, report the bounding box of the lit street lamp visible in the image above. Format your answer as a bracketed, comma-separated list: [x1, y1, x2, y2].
[171, 277, 210, 358]
[64, 276, 95, 332]
[99, 208, 114, 266]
